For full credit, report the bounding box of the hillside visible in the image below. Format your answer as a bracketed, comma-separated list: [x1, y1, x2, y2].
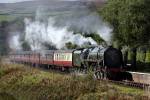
[0, 0, 108, 53]
[0, 0, 105, 19]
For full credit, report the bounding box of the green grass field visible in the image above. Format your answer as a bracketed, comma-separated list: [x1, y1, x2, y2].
[0, 15, 13, 22]
[0, 63, 149, 100]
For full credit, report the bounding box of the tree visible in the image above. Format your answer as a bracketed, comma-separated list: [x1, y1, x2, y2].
[42, 42, 57, 50]
[0, 21, 9, 55]
[84, 33, 105, 45]
[100, 0, 150, 69]
[101, 0, 150, 46]
[22, 41, 31, 51]
[65, 42, 78, 49]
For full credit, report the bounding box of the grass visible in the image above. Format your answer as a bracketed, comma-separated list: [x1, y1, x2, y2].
[0, 15, 16, 22]
[0, 63, 149, 100]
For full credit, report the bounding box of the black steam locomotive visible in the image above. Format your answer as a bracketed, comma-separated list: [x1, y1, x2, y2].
[9, 46, 132, 81]
[74, 46, 132, 81]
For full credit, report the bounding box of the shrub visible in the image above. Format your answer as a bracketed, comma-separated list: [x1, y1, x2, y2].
[136, 51, 146, 63]
[128, 50, 133, 62]
[145, 50, 150, 63]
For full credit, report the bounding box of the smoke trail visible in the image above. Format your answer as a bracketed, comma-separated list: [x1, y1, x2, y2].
[23, 4, 112, 50]
[9, 32, 22, 50]
[8, 0, 112, 50]
[24, 17, 97, 50]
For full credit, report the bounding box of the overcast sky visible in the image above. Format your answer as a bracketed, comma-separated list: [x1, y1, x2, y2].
[0, 0, 104, 3]
[0, 0, 35, 3]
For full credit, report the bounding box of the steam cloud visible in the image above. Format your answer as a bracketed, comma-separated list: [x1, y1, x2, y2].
[9, 33, 22, 50]
[24, 17, 98, 50]
[9, 1, 112, 50]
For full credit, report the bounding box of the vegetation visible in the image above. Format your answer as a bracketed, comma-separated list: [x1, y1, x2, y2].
[0, 15, 17, 22]
[65, 32, 105, 49]
[65, 42, 78, 49]
[0, 20, 9, 55]
[101, 0, 150, 47]
[0, 16, 25, 55]
[21, 41, 31, 51]
[84, 33, 105, 45]
[134, 47, 150, 72]
[100, 0, 150, 70]
[0, 63, 148, 100]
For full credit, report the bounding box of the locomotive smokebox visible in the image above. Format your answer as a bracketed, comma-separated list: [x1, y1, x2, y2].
[104, 46, 123, 68]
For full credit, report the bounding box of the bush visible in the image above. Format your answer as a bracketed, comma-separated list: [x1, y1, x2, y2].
[136, 51, 146, 63]
[145, 50, 150, 63]
[0, 68, 4, 78]
[127, 50, 133, 62]
[0, 92, 16, 100]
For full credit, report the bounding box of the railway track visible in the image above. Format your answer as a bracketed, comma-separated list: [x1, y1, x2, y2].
[73, 70, 150, 89]
[106, 80, 150, 89]
[95, 72, 150, 89]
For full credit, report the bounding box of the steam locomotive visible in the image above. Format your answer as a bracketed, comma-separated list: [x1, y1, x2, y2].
[9, 46, 132, 81]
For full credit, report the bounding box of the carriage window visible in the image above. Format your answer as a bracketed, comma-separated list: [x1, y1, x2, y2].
[46, 54, 53, 59]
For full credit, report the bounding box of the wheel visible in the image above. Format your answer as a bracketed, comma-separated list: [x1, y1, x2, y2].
[94, 70, 104, 80]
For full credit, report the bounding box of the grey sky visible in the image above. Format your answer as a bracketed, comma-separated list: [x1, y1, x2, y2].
[0, 0, 104, 3]
[0, 0, 34, 3]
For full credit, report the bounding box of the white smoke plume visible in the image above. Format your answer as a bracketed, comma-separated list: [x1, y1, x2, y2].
[9, 33, 22, 50]
[24, 18, 97, 50]
[23, 6, 112, 50]
[8, 0, 112, 50]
